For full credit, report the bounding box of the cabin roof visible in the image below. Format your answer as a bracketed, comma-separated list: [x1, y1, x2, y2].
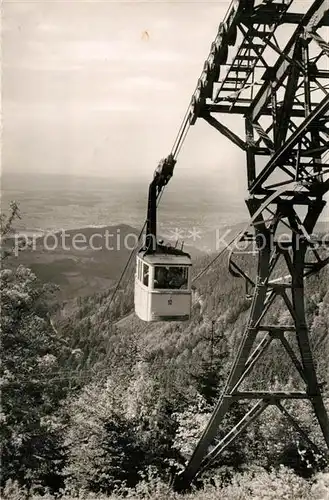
[142, 254, 192, 266]
[138, 244, 191, 266]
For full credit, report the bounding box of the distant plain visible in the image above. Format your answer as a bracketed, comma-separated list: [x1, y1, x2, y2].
[2, 171, 328, 300]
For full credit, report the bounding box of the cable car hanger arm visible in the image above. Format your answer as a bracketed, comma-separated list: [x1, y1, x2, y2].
[144, 154, 176, 253]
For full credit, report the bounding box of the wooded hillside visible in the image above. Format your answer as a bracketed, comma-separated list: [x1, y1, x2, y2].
[1, 207, 329, 499]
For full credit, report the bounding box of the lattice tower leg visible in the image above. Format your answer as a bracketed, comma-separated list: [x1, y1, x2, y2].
[174, 196, 329, 491]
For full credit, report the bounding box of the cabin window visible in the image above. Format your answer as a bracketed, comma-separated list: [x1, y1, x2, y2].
[154, 266, 188, 290]
[143, 263, 149, 287]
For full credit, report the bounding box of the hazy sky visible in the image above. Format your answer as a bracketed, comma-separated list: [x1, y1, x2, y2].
[1, 0, 314, 191]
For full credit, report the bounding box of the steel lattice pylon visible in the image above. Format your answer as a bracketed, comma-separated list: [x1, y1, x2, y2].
[173, 0, 329, 490]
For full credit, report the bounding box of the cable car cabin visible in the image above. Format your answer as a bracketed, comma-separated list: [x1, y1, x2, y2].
[134, 246, 192, 322]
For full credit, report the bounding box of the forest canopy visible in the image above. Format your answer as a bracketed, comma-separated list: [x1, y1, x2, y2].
[1, 204, 329, 499]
